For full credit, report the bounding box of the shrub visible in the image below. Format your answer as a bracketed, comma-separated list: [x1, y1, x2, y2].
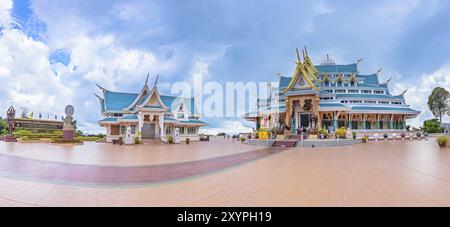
[240, 137, 246, 142]
[423, 119, 443, 133]
[361, 135, 368, 143]
[134, 137, 140, 144]
[167, 135, 174, 144]
[118, 136, 123, 145]
[186, 138, 190, 144]
[318, 128, 328, 138]
[335, 127, 347, 139]
[437, 136, 448, 147]
[352, 131, 357, 139]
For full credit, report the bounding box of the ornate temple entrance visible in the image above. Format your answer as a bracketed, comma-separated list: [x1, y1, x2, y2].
[298, 113, 310, 129]
[142, 123, 156, 139]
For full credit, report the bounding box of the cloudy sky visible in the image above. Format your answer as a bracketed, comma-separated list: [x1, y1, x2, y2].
[0, 0, 450, 134]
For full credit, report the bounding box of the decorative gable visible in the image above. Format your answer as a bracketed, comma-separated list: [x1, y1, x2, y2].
[137, 87, 169, 110]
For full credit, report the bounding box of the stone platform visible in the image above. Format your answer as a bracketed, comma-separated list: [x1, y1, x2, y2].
[3, 135, 17, 142]
[245, 138, 361, 148]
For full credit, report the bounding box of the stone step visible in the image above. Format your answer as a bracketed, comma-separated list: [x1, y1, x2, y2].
[272, 140, 299, 147]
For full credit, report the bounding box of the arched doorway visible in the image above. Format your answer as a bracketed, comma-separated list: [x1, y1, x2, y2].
[142, 114, 157, 139]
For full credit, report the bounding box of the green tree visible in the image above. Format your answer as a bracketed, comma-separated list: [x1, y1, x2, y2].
[423, 119, 442, 133]
[428, 87, 450, 124]
[75, 130, 84, 137]
[0, 117, 7, 135]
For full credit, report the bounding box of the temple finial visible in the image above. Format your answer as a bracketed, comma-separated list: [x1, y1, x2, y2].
[145, 73, 150, 85]
[96, 83, 106, 92]
[377, 68, 383, 75]
[296, 48, 301, 62]
[400, 89, 408, 96]
[385, 77, 392, 84]
[356, 58, 364, 65]
[154, 74, 159, 87]
[93, 93, 103, 100]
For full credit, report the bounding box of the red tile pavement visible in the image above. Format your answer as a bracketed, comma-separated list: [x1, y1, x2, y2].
[0, 147, 286, 185]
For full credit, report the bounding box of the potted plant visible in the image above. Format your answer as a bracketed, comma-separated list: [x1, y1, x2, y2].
[186, 138, 190, 144]
[258, 128, 269, 140]
[361, 135, 368, 143]
[437, 136, 448, 148]
[352, 131, 357, 139]
[416, 132, 422, 138]
[383, 133, 388, 139]
[309, 128, 318, 140]
[118, 136, 123, 145]
[134, 137, 140, 144]
[167, 135, 174, 144]
[319, 128, 328, 139]
[240, 137, 246, 143]
[335, 127, 347, 139]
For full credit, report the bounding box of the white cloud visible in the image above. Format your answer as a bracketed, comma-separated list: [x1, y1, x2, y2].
[0, 29, 73, 116]
[0, 1, 177, 134]
[390, 64, 450, 127]
[0, 0, 12, 28]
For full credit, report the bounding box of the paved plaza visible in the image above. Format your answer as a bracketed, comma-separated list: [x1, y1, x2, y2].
[1, 139, 450, 206]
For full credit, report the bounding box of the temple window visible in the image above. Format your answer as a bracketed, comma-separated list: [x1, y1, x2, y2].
[374, 90, 384, 94]
[348, 89, 359, 93]
[364, 101, 376, 104]
[120, 126, 126, 135]
[113, 113, 123, 117]
[337, 81, 342, 86]
[350, 100, 362, 103]
[361, 90, 372, 94]
[165, 127, 172, 135]
[392, 101, 402, 105]
[187, 127, 197, 134]
[131, 125, 136, 134]
[379, 101, 389, 104]
[335, 90, 346, 93]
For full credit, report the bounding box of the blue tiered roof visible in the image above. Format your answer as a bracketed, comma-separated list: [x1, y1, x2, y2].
[255, 59, 420, 118]
[96, 83, 206, 126]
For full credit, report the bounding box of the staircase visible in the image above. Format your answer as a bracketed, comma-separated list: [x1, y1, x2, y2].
[272, 140, 299, 147]
[288, 134, 304, 140]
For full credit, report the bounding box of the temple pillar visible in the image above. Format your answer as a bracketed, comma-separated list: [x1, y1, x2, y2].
[348, 113, 352, 129]
[362, 113, 366, 130]
[333, 112, 338, 130]
[390, 114, 394, 130]
[159, 114, 164, 138]
[138, 113, 143, 139]
[376, 114, 380, 129]
[403, 114, 406, 129]
[318, 112, 322, 129]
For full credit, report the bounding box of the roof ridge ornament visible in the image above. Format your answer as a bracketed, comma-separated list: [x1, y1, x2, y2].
[145, 73, 150, 85]
[376, 68, 383, 76]
[384, 77, 392, 84]
[93, 93, 103, 100]
[400, 89, 408, 96]
[154, 74, 159, 87]
[96, 83, 108, 92]
[356, 58, 364, 65]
